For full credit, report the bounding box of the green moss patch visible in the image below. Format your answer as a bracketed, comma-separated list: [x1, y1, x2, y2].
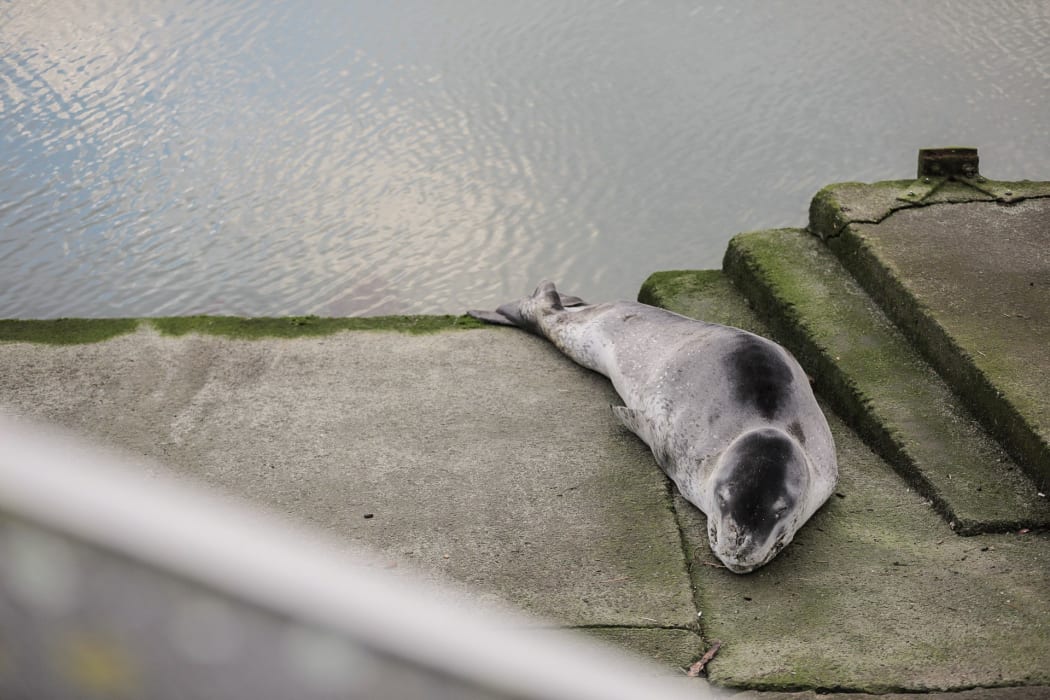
[639, 270, 766, 334]
[0, 314, 485, 345]
[638, 269, 725, 306]
[150, 314, 484, 339]
[0, 318, 141, 345]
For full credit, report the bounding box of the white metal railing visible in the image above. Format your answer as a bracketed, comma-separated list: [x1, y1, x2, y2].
[0, 411, 721, 700]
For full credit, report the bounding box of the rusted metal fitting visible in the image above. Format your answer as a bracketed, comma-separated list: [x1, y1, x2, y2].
[917, 147, 979, 179]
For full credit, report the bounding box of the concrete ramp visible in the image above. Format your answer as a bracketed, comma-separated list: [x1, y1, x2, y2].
[0, 323, 701, 667]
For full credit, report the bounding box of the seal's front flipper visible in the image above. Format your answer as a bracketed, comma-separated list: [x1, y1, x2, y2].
[612, 405, 653, 444]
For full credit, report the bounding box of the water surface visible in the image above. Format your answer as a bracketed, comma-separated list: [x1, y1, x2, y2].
[2, 1, 1048, 317]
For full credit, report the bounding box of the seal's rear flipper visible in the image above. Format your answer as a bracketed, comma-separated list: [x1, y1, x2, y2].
[467, 309, 518, 326]
[559, 293, 587, 307]
[468, 296, 531, 327]
[468, 281, 588, 329]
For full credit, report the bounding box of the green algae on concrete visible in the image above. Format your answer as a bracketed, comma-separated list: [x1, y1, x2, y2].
[824, 197, 1050, 493]
[0, 314, 484, 345]
[150, 313, 484, 339]
[638, 270, 766, 333]
[638, 270, 761, 330]
[0, 318, 141, 345]
[720, 229, 1050, 533]
[637, 270, 1050, 692]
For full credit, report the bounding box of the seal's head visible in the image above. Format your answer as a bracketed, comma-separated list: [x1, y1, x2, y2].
[707, 427, 810, 573]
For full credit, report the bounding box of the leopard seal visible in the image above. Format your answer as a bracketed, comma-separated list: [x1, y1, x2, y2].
[469, 281, 838, 573]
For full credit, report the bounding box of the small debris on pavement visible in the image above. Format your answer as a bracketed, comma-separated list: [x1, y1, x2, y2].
[685, 640, 722, 677]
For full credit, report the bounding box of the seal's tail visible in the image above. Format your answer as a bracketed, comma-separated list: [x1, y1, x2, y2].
[467, 280, 587, 329]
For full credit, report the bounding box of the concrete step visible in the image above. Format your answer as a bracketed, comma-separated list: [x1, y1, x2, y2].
[713, 228, 1049, 533]
[810, 178, 1050, 492]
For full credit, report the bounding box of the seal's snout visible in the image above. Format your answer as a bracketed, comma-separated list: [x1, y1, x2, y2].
[708, 520, 764, 573]
[722, 558, 760, 575]
[708, 427, 810, 573]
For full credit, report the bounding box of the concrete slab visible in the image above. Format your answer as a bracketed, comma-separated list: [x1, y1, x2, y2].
[728, 688, 1050, 700]
[0, 327, 697, 647]
[639, 271, 1050, 692]
[837, 197, 1050, 491]
[720, 229, 1049, 532]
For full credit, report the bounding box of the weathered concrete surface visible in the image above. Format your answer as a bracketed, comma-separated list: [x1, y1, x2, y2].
[581, 628, 706, 672]
[808, 178, 1050, 243]
[641, 271, 1050, 692]
[814, 182, 1050, 492]
[727, 688, 1050, 700]
[0, 327, 699, 664]
[720, 229, 1050, 533]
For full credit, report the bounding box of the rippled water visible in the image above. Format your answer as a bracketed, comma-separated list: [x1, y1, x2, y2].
[2, 1, 1048, 318]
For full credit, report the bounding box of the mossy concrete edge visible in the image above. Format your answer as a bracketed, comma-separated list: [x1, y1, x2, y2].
[808, 179, 1050, 242]
[0, 314, 486, 345]
[638, 269, 730, 311]
[809, 181, 916, 240]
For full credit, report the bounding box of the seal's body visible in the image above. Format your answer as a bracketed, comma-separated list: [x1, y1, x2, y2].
[469, 281, 837, 573]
